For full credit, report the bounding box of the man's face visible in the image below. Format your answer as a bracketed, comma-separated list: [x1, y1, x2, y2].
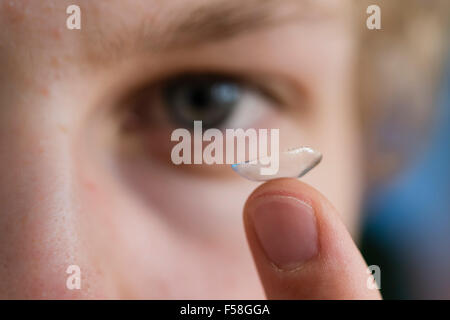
[0, 0, 361, 298]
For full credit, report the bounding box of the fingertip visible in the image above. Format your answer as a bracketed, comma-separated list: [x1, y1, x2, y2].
[243, 178, 381, 299]
[245, 178, 327, 217]
[244, 178, 323, 272]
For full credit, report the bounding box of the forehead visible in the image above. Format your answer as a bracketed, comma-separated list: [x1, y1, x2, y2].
[0, 0, 351, 71]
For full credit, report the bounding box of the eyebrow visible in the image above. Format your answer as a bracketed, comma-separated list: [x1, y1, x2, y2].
[84, 0, 330, 61]
[159, 0, 306, 48]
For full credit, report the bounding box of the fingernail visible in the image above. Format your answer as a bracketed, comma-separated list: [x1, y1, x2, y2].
[249, 195, 318, 270]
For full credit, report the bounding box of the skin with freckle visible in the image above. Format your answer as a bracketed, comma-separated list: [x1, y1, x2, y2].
[0, 0, 362, 299]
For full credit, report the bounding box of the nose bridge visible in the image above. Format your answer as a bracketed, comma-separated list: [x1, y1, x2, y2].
[0, 113, 85, 298]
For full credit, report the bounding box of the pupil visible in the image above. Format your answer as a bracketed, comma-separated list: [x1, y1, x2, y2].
[189, 86, 210, 110]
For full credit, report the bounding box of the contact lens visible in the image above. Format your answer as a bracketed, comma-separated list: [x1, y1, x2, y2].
[231, 147, 322, 181]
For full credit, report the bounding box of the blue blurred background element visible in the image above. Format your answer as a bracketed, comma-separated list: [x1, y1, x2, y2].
[361, 56, 450, 299]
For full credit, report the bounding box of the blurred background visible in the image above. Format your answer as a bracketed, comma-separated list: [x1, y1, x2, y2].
[358, 4, 449, 296]
[361, 59, 450, 299]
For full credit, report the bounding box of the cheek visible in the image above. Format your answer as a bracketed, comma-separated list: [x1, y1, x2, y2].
[0, 126, 171, 298]
[74, 162, 260, 298]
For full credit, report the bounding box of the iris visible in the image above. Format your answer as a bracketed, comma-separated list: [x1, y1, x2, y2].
[163, 74, 241, 129]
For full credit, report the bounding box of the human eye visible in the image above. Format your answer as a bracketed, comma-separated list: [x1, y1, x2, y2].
[121, 71, 281, 133]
